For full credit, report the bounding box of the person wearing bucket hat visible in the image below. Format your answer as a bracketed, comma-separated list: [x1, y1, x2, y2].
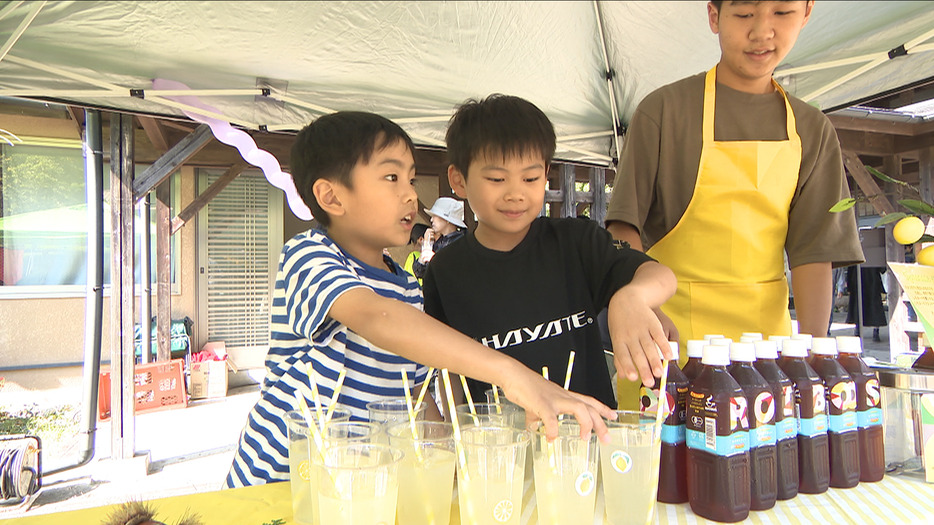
[412, 196, 467, 279]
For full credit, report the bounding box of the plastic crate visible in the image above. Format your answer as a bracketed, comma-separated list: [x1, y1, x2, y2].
[98, 359, 187, 421]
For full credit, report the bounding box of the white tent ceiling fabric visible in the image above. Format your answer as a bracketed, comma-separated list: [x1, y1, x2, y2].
[2, 1, 934, 166]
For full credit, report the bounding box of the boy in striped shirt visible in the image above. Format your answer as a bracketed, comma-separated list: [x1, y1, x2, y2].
[226, 111, 615, 487]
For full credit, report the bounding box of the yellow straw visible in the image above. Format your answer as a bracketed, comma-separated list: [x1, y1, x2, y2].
[441, 369, 468, 476]
[563, 351, 576, 390]
[542, 366, 549, 381]
[305, 361, 325, 431]
[459, 375, 477, 414]
[324, 369, 347, 424]
[414, 367, 435, 412]
[401, 370, 425, 463]
[296, 393, 326, 461]
[491, 384, 502, 415]
[654, 359, 670, 443]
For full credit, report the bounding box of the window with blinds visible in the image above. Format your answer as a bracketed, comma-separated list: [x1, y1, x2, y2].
[200, 169, 281, 353]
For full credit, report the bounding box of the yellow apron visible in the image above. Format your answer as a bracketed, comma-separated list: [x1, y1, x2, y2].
[619, 66, 801, 408]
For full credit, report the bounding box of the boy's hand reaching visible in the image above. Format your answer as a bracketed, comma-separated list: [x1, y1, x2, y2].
[607, 262, 677, 386]
[498, 363, 617, 443]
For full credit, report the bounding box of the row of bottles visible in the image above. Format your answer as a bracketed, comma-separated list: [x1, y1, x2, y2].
[640, 333, 884, 522]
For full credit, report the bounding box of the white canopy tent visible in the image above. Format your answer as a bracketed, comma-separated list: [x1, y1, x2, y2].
[2, 0, 934, 168]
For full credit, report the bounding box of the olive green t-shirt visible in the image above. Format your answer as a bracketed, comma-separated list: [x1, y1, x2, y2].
[605, 72, 863, 269]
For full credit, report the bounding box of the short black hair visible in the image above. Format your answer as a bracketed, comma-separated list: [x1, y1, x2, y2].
[445, 94, 556, 178]
[290, 111, 415, 227]
[409, 222, 429, 245]
[711, 0, 722, 10]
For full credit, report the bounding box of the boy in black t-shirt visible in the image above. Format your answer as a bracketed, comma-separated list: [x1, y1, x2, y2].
[422, 94, 677, 407]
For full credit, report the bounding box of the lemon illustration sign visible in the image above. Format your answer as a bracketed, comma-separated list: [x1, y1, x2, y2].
[889, 262, 934, 347]
[575, 471, 595, 496]
[610, 450, 633, 474]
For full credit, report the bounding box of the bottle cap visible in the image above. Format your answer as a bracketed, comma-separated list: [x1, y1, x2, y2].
[836, 336, 863, 354]
[754, 340, 779, 359]
[730, 342, 756, 363]
[768, 335, 790, 344]
[741, 332, 763, 341]
[739, 336, 760, 343]
[702, 345, 730, 367]
[663, 341, 680, 361]
[703, 334, 724, 342]
[709, 337, 732, 348]
[791, 333, 813, 349]
[781, 338, 808, 358]
[811, 337, 838, 356]
[686, 340, 705, 358]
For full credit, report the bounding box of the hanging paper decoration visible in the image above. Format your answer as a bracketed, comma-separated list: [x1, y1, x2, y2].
[151, 78, 313, 221]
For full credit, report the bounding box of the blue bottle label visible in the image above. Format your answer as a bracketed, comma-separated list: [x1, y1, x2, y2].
[750, 423, 777, 447]
[858, 407, 883, 428]
[661, 423, 686, 445]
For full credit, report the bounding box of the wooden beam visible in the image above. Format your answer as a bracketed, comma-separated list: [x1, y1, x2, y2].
[829, 115, 934, 137]
[65, 106, 84, 138]
[139, 116, 170, 152]
[133, 124, 213, 200]
[836, 129, 896, 157]
[590, 167, 607, 225]
[842, 150, 896, 216]
[561, 164, 576, 218]
[109, 113, 136, 461]
[895, 131, 934, 155]
[170, 160, 248, 234]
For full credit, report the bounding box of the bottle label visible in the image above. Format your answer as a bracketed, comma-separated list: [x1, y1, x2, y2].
[687, 427, 748, 456]
[866, 379, 881, 408]
[858, 407, 883, 428]
[776, 417, 797, 439]
[797, 414, 827, 437]
[660, 423, 686, 445]
[782, 385, 795, 418]
[829, 380, 858, 414]
[828, 411, 858, 433]
[750, 423, 777, 447]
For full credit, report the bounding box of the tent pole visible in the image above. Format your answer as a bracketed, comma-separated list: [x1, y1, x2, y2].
[592, 0, 622, 165]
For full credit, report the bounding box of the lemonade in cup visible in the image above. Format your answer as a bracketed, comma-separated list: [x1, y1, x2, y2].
[314, 443, 404, 525]
[387, 421, 457, 525]
[599, 410, 661, 525]
[457, 425, 530, 525]
[456, 402, 523, 429]
[286, 408, 351, 525]
[532, 418, 598, 525]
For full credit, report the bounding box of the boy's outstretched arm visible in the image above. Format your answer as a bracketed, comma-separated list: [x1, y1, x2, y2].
[607, 261, 678, 386]
[327, 287, 617, 441]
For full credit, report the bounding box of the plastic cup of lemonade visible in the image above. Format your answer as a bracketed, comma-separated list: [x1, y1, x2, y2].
[532, 418, 599, 525]
[456, 402, 523, 429]
[367, 397, 428, 427]
[313, 443, 404, 525]
[387, 421, 457, 525]
[484, 387, 527, 426]
[286, 408, 352, 525]
[457, 425, 531, 525]
[599, 410, 661, 525]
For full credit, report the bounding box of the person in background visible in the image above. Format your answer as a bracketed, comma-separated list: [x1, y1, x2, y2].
[412, 196, 467, 280]
[226, 111, 615, 488]
[403, 222, 430, 283]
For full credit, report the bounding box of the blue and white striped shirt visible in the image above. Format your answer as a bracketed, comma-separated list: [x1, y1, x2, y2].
[226, 230, 428, 487]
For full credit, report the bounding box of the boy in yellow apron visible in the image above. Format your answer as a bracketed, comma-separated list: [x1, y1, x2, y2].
[605, 1, 863, 406]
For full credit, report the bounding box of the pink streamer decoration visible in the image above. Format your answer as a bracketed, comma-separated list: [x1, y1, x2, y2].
[152, 78, 313, 221]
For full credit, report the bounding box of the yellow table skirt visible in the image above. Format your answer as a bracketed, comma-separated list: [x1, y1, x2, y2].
[5, 473, 933, 524]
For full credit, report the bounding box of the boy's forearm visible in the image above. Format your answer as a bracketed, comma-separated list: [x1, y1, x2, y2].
[328, 288, 524, 388]
[612, 261, 677, 309]
[790, 262, 832, 336]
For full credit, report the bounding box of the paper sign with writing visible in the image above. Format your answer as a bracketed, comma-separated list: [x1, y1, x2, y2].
[889, 262, 934, 349]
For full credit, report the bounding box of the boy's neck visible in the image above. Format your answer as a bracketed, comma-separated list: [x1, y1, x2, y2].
[715, 62, 776, 95]
[473, 222, 532, 253]
[326, 227, 387, 269]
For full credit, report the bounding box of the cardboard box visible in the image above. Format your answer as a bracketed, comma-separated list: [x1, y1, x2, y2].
[98, 359, 187, 420]
[189, 341, 230, 399]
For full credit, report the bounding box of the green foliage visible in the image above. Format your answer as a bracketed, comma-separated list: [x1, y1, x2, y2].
[829, 198, 857, 212]
[260, 519, 285, 525]
[873, 211, 908, 227]
[898, 199, 934, 217]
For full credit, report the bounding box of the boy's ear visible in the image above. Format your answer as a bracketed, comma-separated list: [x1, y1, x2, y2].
[448, 165, 468, 199]
[312, 178, 345, 218]
[707, 2, 720, 34]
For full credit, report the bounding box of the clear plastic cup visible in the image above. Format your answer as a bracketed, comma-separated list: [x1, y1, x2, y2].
[286, 408, 351, 525]
[313, 443, 404, 525]
[387, 421, 457, 525]
[456, 402, 523, 429]
[532, 418, 599, 524]
[600, 410, 661, 525]
[367, 397, 428, 427]
[457, 425, 531, 525]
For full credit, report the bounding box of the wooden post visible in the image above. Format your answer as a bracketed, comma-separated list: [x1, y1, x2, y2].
[156, 179, 172, 362]
[561, 164, 576, 218]
[590, 167, 607, 225]
[110, 113, 136, 461]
